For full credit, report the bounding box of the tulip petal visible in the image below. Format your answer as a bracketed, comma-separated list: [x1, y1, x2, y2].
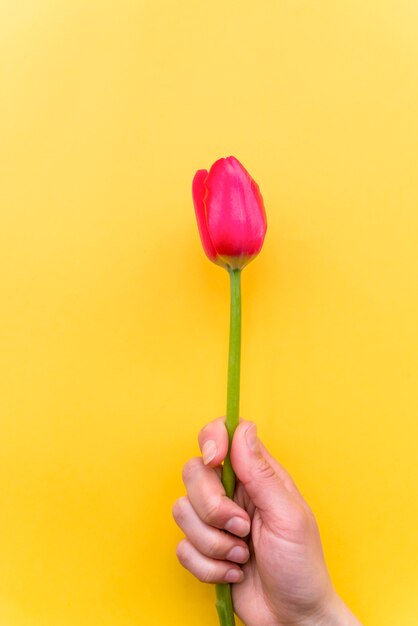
[205, 157, 267, 267]
[192, 169, 219, 263]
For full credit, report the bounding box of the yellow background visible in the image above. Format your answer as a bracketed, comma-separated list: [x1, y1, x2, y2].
[1, 1, 417, 625]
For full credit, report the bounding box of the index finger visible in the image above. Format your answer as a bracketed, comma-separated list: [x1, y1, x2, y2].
[198, 417, 229, 467]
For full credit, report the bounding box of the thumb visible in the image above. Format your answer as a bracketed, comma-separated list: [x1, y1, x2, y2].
[230, 422, 296, 531]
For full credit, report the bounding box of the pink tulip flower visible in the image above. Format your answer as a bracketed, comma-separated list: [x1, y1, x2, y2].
[192, 156, 267, 270]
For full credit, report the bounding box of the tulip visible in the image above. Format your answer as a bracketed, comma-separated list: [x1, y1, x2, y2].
[191, 157, 267, 626]
[192, 156, 267, 270]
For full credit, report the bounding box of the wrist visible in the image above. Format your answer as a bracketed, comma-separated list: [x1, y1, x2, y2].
[270, 591, 362, 626]
[308, 591, 362, 626]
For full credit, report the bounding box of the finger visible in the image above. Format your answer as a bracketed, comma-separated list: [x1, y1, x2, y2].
[198, 417, 229, 467]
[231, 422, 299, 532]
[176, 539, 244, 584]
[182, 457, 250, 537]
[172, 496, 250, 564]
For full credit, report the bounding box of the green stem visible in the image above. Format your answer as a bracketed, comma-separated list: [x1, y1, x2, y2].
[215, 268, 241, 626]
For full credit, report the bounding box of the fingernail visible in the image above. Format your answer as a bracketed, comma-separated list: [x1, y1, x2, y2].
[245, 424, 258, 451]
[225, 568, 244, 583]
[224, 517, 250, 537]
[202, 439, 217, 465]
[226, 546, 249, 563]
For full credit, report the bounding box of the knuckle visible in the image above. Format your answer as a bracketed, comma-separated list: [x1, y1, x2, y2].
[307, 508, 319, 532]
[291, 506, 309, 533]
[283, 477, 296, 493]
[182, 457, 202, 482]
[198, 564, 216, 584]
[254, 457, 277, 482]
[201, 495, 222, 525]
[205, 536, 222, 558]
[175, 539, 190, 567]
[172, 496, 188, 523]
[302, 500, 316, 522]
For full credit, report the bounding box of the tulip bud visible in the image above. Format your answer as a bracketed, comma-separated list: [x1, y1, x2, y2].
[192, 156, 267, 270]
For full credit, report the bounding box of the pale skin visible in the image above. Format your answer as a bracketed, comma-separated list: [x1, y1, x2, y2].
[173, 418, 363, 626]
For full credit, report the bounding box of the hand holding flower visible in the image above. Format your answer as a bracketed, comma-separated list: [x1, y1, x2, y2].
[190, 156, 267, 625]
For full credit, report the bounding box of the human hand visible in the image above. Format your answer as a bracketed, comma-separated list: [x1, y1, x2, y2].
[173, 419, 362, 626]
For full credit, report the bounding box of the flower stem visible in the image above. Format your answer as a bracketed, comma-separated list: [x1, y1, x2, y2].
[215, 268, 241, 626]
